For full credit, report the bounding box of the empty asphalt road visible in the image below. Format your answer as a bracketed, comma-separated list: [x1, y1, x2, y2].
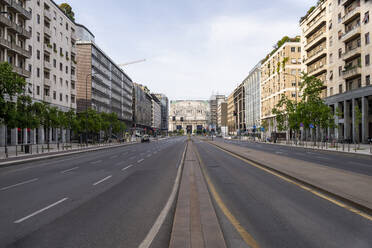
[0, 137, 186, 248]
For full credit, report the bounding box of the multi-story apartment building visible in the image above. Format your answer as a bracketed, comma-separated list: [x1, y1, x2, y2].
[227, 92, 235, 135]
[300, 0, 331, 99]
[217, 102, 228, 136]
[76, 25, 133, 127]
[153, 93, 169, 133]
[151, 94, 161, 131]
[261, 38, 302, 138]
[244, 62, 261, 133]
[209, 94, 226, 131]
[0, 0, 32, 146]
[234, 82, 246, 134]
[27, 0, 77, 113]
[326, 0, 372, 143]
[132, 83, 152, 132]
[301, 0, 372, 143]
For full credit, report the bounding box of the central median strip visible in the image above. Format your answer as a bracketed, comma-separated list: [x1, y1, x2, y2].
[93, 175, 112, 186]
[14, 197, 68, 224]
[0, 178, 39, 191]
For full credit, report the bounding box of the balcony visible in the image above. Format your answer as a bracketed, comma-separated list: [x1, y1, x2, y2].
[44, 60, 51, 70]
[342, 6, 360, 24]
[12, 66, 31, 78]
[342, 24, 361, 43]
[305, 47, 326, 65]
[308, 63, 327, 76]
[304, 14, 326, 37]
[44, 26, 52, 37]
[305, 31, 326, 51]
[0, 14, 12, 27]
[9, 0, 32, 20]
[11, 42, 31, 58]
[44, 9, 52, 20]
[342, 66, 362, 79]
[0, 0, 11, 5]
[15, 25, 31, 38]
[44, 43, 52, 53]
[71, 31, 77, 41]
[0, 36, 11, 49]
[71, 74, 77, 81]
[342, 45, 361, 61]
[44, 78, 51, 86]
[43, 95, 52, 103]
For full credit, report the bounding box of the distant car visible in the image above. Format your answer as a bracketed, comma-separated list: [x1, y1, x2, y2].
[141, 135, 150, 143]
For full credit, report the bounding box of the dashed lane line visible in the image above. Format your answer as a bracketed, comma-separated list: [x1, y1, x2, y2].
[93, 175, 112, 186]
[60, 167, 79, 174]
[122, 165, 134, 171]
[0, 178, 39, 191]
[137, 159, 144, 163]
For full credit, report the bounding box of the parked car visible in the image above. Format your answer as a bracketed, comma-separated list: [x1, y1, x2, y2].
[141, 135, 150, 143]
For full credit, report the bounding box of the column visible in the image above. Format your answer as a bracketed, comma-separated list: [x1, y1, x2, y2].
[334, 103, 339, 140]
[66, 129, 71, 143]
[62, 129, 66, 143]
[344, 100, 350, 140]
[11, 128, 17, 146]
[48, 128, 53, 143]
[30, 129, 36, 145]
[51, 128, 56, 143]
[352, 99, 356, 143]
[0, 125, 5, 146]
[361, 96, 368, 143]
[23, 129, 28, 144]
[38, 126, 45, 144]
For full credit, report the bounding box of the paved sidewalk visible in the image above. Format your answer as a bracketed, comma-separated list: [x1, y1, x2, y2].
[208, 139, 372, 212]
[227, 137, 372, 156]
[169, 141, 226, 248]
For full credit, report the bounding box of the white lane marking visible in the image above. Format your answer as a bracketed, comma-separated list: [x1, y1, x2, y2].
[14, 198, 68, 223]
[90, 160, 103, 165]
[315, 156, 330, 160]
[146, 154, 151, 158]
[122, 165, 134, 171]
[137, 159, 144, 163]
[61, 167, 79, 174]
[93, 175, 112, 186]
[139, 142, 187, 248]
[0, 178, 39, 191]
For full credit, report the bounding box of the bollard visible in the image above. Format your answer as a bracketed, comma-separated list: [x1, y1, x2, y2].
[16, 145, 18, 156]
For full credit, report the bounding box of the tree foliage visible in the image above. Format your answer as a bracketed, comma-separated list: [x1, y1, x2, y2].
[59, 3, 75, 21]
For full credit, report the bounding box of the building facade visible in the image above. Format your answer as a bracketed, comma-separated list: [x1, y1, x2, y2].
[217, 102, 228, 136]
[169, 100, 209, 133]
[76, 37, 133, 126]
[209, 94, 226, 131]
[261, 40, 302, 138]
[244, 62, 261, 132]
[0, 0, 32, 146]
[227, 92, 236, 135]
[234, 82, 246, 134]
[132, 83, 152, 131]
[153, 93, 169, 133]
[151, 94, 161, 131]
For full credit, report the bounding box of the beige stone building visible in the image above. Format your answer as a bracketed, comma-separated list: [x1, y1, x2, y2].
[234, 82, 245, 134]
[301, 0, 372, 143]
[261, 39, 302, 138]
[227, 92, 235, 135]
[217, 102, 228, 135]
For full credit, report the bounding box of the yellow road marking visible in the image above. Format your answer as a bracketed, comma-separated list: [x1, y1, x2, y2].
[210, 143, 372, 222]
[194, 146, 260, 248]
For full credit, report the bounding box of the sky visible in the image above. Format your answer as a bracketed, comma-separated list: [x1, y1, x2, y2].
[57, 0, 315, 100]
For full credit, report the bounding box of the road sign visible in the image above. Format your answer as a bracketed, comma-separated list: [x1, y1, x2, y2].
[309, 123, 314, 129]
[261, 127, 265, 132]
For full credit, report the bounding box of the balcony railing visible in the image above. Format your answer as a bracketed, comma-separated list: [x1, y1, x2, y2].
[44, 9, 52, 20]
[341, 45, 361, 60]
[342, 23, 361, 42]
[44, 60, 51, 70]
[0, 36, 11, 49]
[342, 66, 362, 79]
[44, 43, 52, 53]
[44, 78, 51, 86]
[9, 0, 32, 20]
[342, 5, 360, 24]
[44, 26, 52, 37]
[12, 66, 31, 78]
[305, 31, 326, 50]
[11, 42, 31, 58]
[305, 47, 325, 64]
[304, 13, 326, 34]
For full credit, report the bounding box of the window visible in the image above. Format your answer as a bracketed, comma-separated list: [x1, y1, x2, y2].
[37, 68, 40, 77]
[364, 11, 370, 24]
[338, 13, 341, 23]
[330, 87, 333, 96]
[37, 14, 40, 24]
[37, 50, 40, 60]
[66, 23, 69, 30]
[59, 63, 63, 71]
[36, 86, 40, 95]
[37, 32, 40, 42]
[53, 75, 56, 83]
[291, 47, 296, 52]
[66, 81, 69, 87]
[53, 91, 56, 100]
[330, 53, 333, 63]
[53, 59, 56, 68]
[71, 95, 75, 103]
[292, 81, 296, 87]
[329, 20, 332, 30]
[291, 92, 296, 98]
[339, 84, 343, 93]
[366, 33, 370, 45]
[44, 88, 49, 96]
[65, 66, 68, 74]
[329, 36, 333, 46]
[366, 54, 370, 66]
[367, 75, 371, 85]
[338, 48, 342, 58]
[338, 66, 342, 76]
[298, 47, 301, 52]
[291, 69, 296, 75]
[60, 78, 63, 86]
[59, 93, 62, 101]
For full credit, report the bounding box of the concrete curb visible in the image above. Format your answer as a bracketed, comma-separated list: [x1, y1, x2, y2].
[208, 141, 372, 218]
[0, 142, 138, 168]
